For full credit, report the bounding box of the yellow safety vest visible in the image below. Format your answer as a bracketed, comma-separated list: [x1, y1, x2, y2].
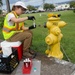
[2, 11, 24, 40]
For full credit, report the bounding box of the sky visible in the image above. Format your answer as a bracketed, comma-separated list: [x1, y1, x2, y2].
[2, 0, 71, 10]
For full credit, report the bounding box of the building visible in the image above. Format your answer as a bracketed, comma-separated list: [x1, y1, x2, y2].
[37, 4, 45, 12]
[55, 3, 70, 11]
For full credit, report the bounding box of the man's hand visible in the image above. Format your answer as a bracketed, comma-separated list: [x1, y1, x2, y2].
[28, 16, 35, 20]
[29, 25, 36, 29]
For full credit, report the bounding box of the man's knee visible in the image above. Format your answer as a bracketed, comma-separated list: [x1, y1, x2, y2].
[28, 33, 32, 38]
[23, 31, 32, 38]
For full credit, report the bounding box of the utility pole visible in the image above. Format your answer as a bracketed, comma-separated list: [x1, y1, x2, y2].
[43, 0, 45, 9]
[6, 0, 10, 13]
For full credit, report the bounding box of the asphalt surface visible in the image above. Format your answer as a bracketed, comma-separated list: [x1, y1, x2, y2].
[0, 53, 75, 75]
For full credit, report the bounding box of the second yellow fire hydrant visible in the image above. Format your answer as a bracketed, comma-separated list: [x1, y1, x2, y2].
[45, 13, 66, 59]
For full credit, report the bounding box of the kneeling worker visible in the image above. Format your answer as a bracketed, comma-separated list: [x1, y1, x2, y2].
[2, 1, 36, 58]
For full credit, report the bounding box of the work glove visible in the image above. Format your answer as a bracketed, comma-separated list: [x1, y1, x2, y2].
[29, 24, 36, 29]
[28, 16, 36, 20]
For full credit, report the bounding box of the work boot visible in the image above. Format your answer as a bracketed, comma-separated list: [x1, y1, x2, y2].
[23, 51, 36, 59]
[29, 49, 37, 57]
[29, 49, 36, 54]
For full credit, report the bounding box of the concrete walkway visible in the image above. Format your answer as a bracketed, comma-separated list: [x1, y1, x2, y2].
[0, 53, 75, 75]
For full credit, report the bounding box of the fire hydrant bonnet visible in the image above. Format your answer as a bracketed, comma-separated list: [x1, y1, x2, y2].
[14, 1, 27, 9]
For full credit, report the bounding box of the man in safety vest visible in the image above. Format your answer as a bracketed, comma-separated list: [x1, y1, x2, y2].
[2, 1, 36, 58]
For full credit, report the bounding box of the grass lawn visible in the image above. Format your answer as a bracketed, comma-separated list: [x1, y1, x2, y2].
[0, 10, 75, 63]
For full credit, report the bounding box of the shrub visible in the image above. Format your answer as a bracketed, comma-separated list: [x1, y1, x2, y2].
[73, 9, 75, 13]
[0, 16, 4, 28]
[0, 9, 2, 14]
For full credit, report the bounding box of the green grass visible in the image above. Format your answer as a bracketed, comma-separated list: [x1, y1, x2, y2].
[1, 10, 75, 63]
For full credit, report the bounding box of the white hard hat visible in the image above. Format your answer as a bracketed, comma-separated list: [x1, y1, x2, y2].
[14, 1, 27, 9]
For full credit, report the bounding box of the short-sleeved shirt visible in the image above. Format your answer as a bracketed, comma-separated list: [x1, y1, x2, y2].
[7, 13, 15, 26]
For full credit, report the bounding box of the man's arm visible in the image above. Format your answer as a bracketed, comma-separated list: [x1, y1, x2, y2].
[10, 17, 28, 23]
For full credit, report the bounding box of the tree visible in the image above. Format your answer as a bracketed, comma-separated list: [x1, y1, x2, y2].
[0, 0, 3, 7]
[44, 3, 50, 11]
[70, 1, 75, 8]
[6, 0, 10, 13]
[44, 3, 55, 11]
[50, 4, 55, 10]
[70, 1, 75, 13]
[27, 5, 36, 11]
[0, 0, 3, 14]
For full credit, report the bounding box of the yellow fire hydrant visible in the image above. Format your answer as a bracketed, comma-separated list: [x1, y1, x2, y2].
[45, 13, 66, 59]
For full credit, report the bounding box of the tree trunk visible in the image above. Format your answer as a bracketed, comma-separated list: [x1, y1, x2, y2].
[6, 0, 10, 13]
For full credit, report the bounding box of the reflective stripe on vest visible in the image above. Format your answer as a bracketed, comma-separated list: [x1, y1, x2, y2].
[3, 26, 16, 33]
[3, 27, 11, 33]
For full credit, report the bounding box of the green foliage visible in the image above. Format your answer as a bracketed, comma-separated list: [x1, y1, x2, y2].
[0, 16, 4, 28]
[27, 5, 36, 11]
[0, 9, 2, 14]
[0, 16, 5, 40]
[73, 9, 75, 13]
[44, 3, 55, 10]
[50, 4, 55, 10]
[0, 0, 3, 6]
[69, 1, 75, 13]
[70, 1, 75, 8]
[44, 3, 50, 10]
